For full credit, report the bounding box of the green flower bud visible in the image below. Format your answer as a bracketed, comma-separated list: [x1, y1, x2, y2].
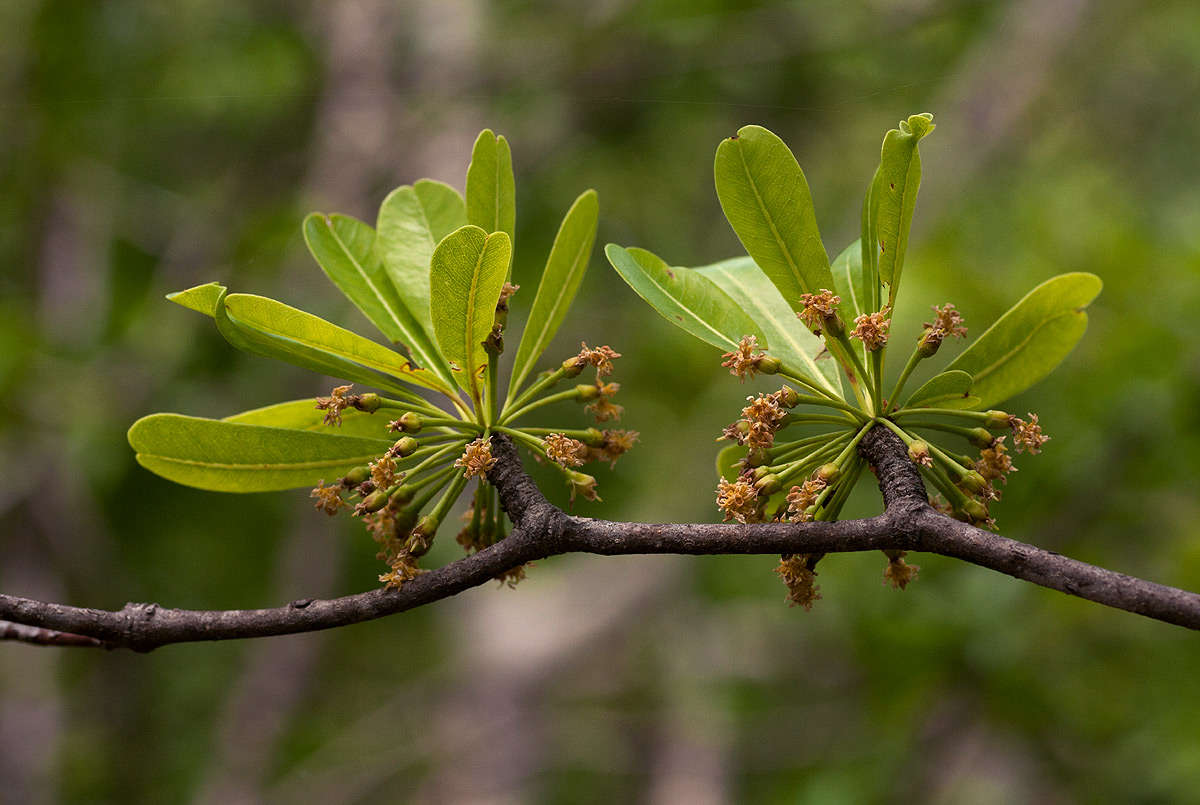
[776, 386, 801, 408]
[561, 357, 585, 378]
[754, 473, 782, 495]
[958, 470, 988, 495]
[961, 499, 989, 524]
[916, 329, 943, 358]
[389, 484, 415, 506]
[757, 355, 781, 375]
[390, 436, 419, 458]
[984, 410, 1012, 430]
[393, 412, 422, 433]
[967, 427, 995, 449]
[342, 466, 370, 486]
[745, 447, 770, 468]
[816, 463, 841, 482]
[359, 489, 389, 513]
[575, 383, 600, 400]
[580, 427, 605, 446]
[354, 393, 382, 413]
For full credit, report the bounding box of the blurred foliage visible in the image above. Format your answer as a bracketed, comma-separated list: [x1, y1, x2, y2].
[1, 0, 1199, 802]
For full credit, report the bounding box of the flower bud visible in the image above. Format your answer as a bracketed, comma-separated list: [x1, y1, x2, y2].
[984, 410, 1012, 430]
[757, 356, 781, 375]
[967, 427, 995, 449]
[575, 383, 600, 400]
[406, 516, 439, 556]
[961, 499, 989, 525]
[389, 484, 415, 506]
[390, 436, 419, 458]
[816, 463, 841, 482]
[754, 473, 782, 495]
[567, 471, 599, 502]
[916, 329, 943, 358]
[907, 441, 932, 467]
[359, 489, 389, 513]
[393, 412, 422, 433]
[580, 427, 605, 446]
[776, 386, 801, 408]
[958, 470, 988, 495]
[561, 357, 585, 378]
[342, 466, 370, 486]
[353, 393, 382, 413]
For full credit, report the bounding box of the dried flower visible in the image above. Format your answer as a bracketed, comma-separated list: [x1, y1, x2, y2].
[907, 441, 934, 468]
[544, 433, 589, 467]
[925, 303, 967, 339]
[567, 471, 600, 502]
[315, 384, 359, 426]
[585, 380, 623, 423]
[455, 437, 497, 479]
[974, 436, 1016, 485]
[776, 554, 821, 610]
[717, 477, 760, 523]
[379, 553, 422, 589]
[576, 342, 621, 377]
[310, 481, 345, 516]
[850, 307, 892, 351]
[498, 282, 520, 306]
[589, 429, 639, 468]
[720, 335, 771, 381]
[785, 477, 828, 522]
[883, 552, 920, 590]
[798, 289, 841, 331]
[369, 456, 400, 490]
[495, 564, 529, 588]
[742, 393, 787, 430]
[1010, 413, 1049, 454]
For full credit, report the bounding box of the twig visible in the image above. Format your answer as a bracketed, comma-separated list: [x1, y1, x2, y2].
[2, 427, 1198, 651]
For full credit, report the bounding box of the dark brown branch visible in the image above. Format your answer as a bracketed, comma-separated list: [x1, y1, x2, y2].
[2, 427, 1198, 651]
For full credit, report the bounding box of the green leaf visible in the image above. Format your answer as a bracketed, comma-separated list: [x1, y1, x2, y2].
[509, 189, 599, 394]
[167, 282, 226, 316]
[867, 113, 935, 309]
[717, 444, 743, 482]
[212, 290, 447, 395]
[946, 273, 1102, 409]
[903, 370, 979, 410]
[224, 399, 394, 440]
[465, 129, 516, 247]
[128, 413, 393, 492]
[714, 125, 833, 311]
[303, 212, 456, 393]
[830, 240, 869, 326]
[430, 225, 512, 399]
[695, 256, 841, 397]
[604, 244, 763, 352]
[375, 179, 467, 337]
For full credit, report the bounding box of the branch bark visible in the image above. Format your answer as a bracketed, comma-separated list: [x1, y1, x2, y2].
[2, 426, 1198, 651]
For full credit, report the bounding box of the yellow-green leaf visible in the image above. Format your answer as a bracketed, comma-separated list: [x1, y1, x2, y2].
[303, 212, 456, 393]
[946, 273, 1102, 409]
[510, 189, 599, 394]
[605, 244, 763, 353]
[903, 370, 978, 410]
[375, 179, 467, 337]
[867, 113, 934, 309]
[430, 225, 511, 399]
[167, 282, 226, 316]
[465, 130, 516, 249]
[224, 399, 394, 440]
[128, 413, 393, 492]
[695, 256, 841, 397]
[714, 125, 833, 311]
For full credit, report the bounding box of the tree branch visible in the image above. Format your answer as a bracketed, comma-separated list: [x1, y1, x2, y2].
[2, 427, 1198, 651]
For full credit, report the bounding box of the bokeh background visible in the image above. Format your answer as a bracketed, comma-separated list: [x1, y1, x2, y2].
[2, 1, 1200, 802]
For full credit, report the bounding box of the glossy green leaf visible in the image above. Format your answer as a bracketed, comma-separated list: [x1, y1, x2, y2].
[867, 113, 935, 308]
[946, 273, 1102, 409]
[695, 256, 841, 397]
[375, 179, 467, 337]
[903, 370, 979, 410]
[714, 125, 833, 311]
[831, 240, 869, 326]
[224, 399, 394, 440]
[860, 172, 882, 313]
[128, 413, 393, 492]
[509, 189, 599, 394]
[303, 212, 455, 392]
[605, 244, 763, 352]
[167, 282, 226, 316]
[465, 129, 516, 247]
[430, 225, 511, 399]
[717, 443, 743, 482]
[212, 290, 447, 395]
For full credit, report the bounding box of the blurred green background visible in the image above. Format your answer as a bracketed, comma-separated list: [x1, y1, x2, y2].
[2, 1, 1199, 802]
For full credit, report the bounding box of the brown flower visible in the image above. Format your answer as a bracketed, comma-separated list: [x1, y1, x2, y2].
[776, 554, 822, 610]
[785, 477, 828, 522]
[585, 380, 623, 423]
[850, 307, 892, 351]
[924, 303, 967, 339]
[315, 384, 359, 426]
[588, 429, 639, 468]
[883, 552, 920, 590]
[379, 553, 422, 589]
[567, 471, 600, 502]
[455, 437, 498, 479]
[717, 477, 760, 523]
[369, 456, 400, 490]
[720, 335, 769, 381]
[798, 289, 841, 331]
[310, 481, 345, 516]
[544, 433, 590, 467]
[1010, 413, 1049, 454]
[973, 436, 1016, 484]
[498, 282, 520, 306]
[576, 342, 621, 377]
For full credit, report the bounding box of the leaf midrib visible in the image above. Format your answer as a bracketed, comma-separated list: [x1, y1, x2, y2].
[966, 310, 1079, 385]
[137, 452, 388, 471]
[737, 142, 804, 294]
[516, 235, 590, 388]
[638, 263, 734, 349]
